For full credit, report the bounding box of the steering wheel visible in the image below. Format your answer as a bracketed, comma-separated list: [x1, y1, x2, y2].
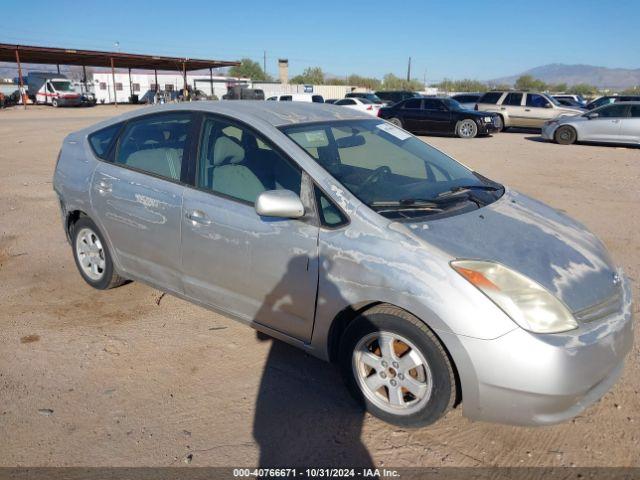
[362, 166, 392, 187]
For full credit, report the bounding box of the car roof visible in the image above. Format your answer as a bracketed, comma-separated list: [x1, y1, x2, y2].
[83, 100, 372, 132]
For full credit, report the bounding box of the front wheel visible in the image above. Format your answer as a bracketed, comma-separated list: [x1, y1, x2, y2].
[339, 305, 456, 427]
[554, 125, 577, 145]
[456, 119, 478, 138]
[71, 217, 126, 290]
[51, 98, 59, 108]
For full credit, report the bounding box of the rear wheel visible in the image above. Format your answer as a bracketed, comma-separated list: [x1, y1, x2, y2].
[339, 305, 456, 427]
[71, 217, 126, 290]
[388, 117, 403, 128]
[554, 125, 577, 145]
[456, 119, 478, 138]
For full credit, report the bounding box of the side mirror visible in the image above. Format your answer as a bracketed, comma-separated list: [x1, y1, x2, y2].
[255, 190, 304, 219]
[587, 112, 599, 119]
[544, 103, 553, 108]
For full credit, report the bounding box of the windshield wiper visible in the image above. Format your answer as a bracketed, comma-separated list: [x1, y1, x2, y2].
[370, 198, 441, 208]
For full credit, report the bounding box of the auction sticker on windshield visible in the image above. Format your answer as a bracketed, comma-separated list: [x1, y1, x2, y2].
[376, 122, 412, 140]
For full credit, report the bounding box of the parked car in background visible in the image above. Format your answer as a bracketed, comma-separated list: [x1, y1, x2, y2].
[345, 92, 385, 104]
[334, 97, 380, 115]
[475, 91, 582, 129]
[553, 94, 586, 107]
[54, 102, 632, 428]
[223, 86, 265, 100]
[450, 93, 482, 110]
[266, 93, 324, 103]
[542, 101, 640, 145]
[378, 97, 501, 138]
[324, 99, 338, 104]
[375, 90, 421, 105]
[585, 95, 640, 110]
[553, 96, 586, 109]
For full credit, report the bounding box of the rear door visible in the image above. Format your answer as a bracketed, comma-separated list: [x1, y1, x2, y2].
[180, 115, 320, 342]
[580, 104, 627, 142]
[399, 98, 423, 132]
[90, 111, 194, 292]
[619, 105, 640, 144]
[500, 92, 525, 127]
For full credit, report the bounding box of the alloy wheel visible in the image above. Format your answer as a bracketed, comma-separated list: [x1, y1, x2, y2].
[352, 331, 433, 415]
[75, 227, 106, 281]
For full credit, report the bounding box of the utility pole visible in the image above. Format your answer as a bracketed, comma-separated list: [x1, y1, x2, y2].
[423, 68, 427, 89]
[407, 57, 411, 82]
[263, 51, 266, 76]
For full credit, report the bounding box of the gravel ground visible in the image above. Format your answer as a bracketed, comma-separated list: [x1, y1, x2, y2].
[0, 105, 638, 468]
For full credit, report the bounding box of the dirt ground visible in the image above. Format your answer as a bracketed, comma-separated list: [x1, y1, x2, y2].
[0, 105, 639, 468]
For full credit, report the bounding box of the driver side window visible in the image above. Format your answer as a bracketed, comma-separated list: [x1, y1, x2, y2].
[197, 117, 301, 204]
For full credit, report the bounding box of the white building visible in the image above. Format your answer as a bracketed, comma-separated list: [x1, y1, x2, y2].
[91, 72, 251, 103]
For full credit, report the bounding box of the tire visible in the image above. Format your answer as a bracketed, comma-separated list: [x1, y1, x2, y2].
[456, 118, 478, 138]
[71, 217, 126, 290]
[554, 125, 577, 145]
[388, 117, 403, 128]
[494, 115, 504, 132]
[52, 98, 59, 108]
[339, 304, 456, 428]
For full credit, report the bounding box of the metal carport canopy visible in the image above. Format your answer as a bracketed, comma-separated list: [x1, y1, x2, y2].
[0, 43, 240, 70]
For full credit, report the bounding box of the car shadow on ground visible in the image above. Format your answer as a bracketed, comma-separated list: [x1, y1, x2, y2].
[251, 256, 375, 469]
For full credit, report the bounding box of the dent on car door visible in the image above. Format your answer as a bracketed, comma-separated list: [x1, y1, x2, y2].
[180, 115, 320, 342]
[90, 112, 193, 292]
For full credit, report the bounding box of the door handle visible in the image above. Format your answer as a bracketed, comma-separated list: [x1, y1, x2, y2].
[96, 180, 112, 194]
[612, 119, 620, 123]
[524, 108, 531, 112]
[500, 107, 506, 110]
[185, 209, 211, 225]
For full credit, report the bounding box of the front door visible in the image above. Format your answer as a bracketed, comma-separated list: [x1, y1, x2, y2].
[90, 111, 194, 292]
[617, 104, 639, 143]
[422, 98, 452, 133]
[180, 115, 320, 342]
[524, 93, 556, 128]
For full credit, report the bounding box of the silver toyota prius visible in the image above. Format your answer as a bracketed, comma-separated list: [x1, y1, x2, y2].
[53, 102, 633, 427]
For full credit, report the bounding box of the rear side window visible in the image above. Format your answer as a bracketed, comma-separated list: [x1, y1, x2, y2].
[478, 92, 503, 104]
[503, 92, 523, 106]
[115, 113, 192, 181]
[403, 99, 421, 109]
[89, 123, 121, 159]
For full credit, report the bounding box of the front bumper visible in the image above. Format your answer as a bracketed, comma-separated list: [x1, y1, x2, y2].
[478, 120, 500, 134]
[541, 122, 557, 140]
[442, 277, 633, 426]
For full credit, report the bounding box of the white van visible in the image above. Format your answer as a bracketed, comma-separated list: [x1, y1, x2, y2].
[266, 93, 324, 103]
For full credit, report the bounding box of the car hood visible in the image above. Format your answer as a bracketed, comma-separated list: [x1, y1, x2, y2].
[556, 107, 584, 115]
[399, 189, 619, 312]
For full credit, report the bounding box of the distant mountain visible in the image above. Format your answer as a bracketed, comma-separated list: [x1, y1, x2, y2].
[491, 63, 640, 90]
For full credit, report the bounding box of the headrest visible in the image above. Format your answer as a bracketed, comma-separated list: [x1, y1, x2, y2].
[213, 136, 245, 166]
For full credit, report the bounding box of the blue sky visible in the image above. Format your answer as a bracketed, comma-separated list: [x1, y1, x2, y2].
[1, 0, 639, 81]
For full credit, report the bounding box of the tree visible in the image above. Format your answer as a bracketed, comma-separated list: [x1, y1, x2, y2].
[435, 78, 488, 92]
[514, 75, 547, 91]
[229, 58, 270, 81]
[568, 83, 599, 96]
[380, 73, 423, 91]
[290, 67, 325, 85]
[547, 83, 568, 93]
[622, 86, 640, 95]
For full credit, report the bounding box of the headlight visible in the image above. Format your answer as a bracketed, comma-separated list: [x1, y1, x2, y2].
[484, 116, 493, 122]
[451, 260, 578, 334]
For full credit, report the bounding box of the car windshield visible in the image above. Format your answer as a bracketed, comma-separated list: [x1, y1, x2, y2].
[359, 98, 374, 104]
[281, 119, 503, 219]
[51, 81, 74, 92]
